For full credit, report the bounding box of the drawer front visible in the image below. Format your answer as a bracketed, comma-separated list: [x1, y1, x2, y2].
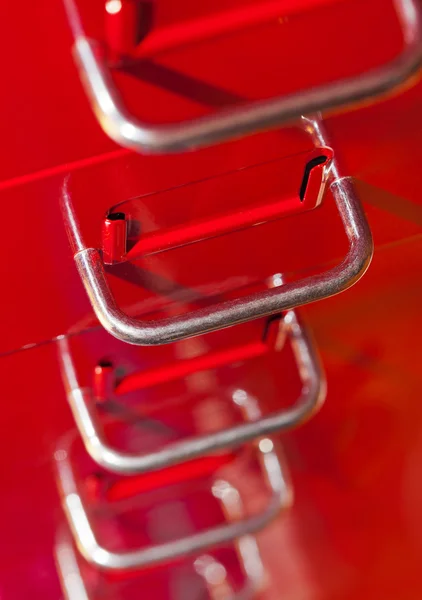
[4, 106, 422, 355]
[0, 0, 405, 187]
[0, 126, 309, 355]
[68, 0, 406, 152]
[2, 230, 422, 598]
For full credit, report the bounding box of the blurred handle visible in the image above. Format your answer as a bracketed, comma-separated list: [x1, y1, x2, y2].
[72, 0, 422, 153]
[58, 310, 325, 476]
[55, 392, 292, 571]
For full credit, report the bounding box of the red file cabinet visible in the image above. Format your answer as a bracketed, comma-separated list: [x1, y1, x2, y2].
[1, 0, 422, 598]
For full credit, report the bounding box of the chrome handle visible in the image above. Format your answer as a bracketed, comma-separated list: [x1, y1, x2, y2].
[55, 506, 260, 599]
[55, 535, 258, 600]
[62, 120, 373, 346]
[68, 0, 422, 153]
[58, 309, 325, 476]
[63, 159, 373, 346]
[55, 394, 292, 571]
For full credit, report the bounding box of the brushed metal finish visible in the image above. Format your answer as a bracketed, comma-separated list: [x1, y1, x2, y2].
[71, 0, 422, 153]
[58, 310, 325, 475]
[68, 166, 373, 346]
[55, 394, 292, 571]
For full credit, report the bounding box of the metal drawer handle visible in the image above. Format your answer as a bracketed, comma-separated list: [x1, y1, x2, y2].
[66, 0, 422, 153]
[55, 478, 264, 597]
[62, 120, 373, 346]
[58, 309, 325, 475]
[55, 539, 256, 600]
[55, 394, 292, 571]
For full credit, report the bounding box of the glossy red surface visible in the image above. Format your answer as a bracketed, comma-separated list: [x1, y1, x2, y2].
[2, 0, 422, 598]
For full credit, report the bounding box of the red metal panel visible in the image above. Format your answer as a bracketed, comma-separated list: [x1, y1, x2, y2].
[1, 129, 420, 356]
[1, 0, 422, 598]
[0, 1, 116, 183]
[0, 127, 311, 355]
[71, 0, 403, 128]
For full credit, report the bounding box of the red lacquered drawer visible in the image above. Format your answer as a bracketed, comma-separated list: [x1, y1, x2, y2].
[1, 117, 420, 356]
[67, 0, 407, 152]
[0, 125, 310, 355]
[2, 1, 422, 599]
[2, 225, 422, 599]
[327, 81, 422, 216]
[0, 0, 409, 187]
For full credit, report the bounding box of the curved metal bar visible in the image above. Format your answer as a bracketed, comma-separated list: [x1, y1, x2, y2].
[67, 171, 373, 346]
[72, 0, 422, 153]
[55, 395, 293, 571]
[54, 535, 256, 600]
[58, 310, 325, 475]
[55, 521, 257, 599]
[55, 530, 91, 600]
